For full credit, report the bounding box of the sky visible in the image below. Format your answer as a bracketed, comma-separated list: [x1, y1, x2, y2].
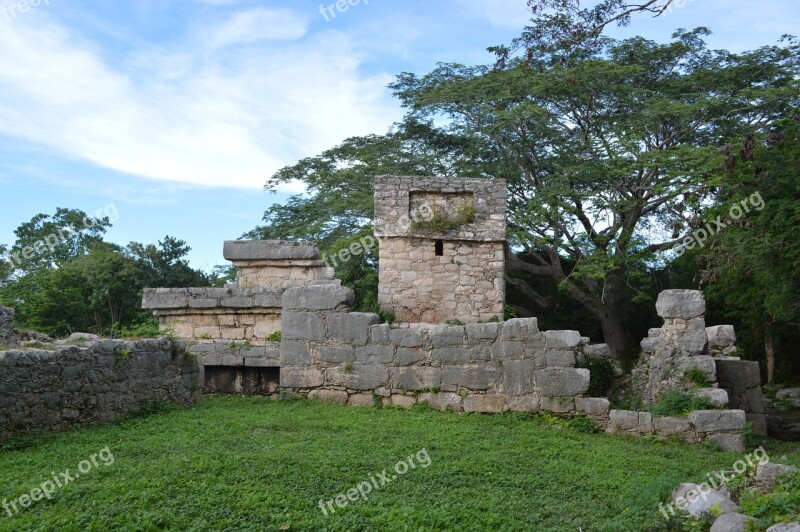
[0, 0, 798, 271]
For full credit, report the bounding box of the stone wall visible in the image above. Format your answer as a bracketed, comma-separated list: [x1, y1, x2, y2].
[606, 409, 747, 452]
[375, 175, 506, 323]
[0, 337, 200, 439]
[223, 240, 336, 289]
[278, 284, 606, 416]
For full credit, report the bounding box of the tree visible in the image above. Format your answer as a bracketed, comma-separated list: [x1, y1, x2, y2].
[390, 30, 800, 353]
[699, 115, 800, 384]
[5, 208, 112, 274]
[128, 236, 211, 288]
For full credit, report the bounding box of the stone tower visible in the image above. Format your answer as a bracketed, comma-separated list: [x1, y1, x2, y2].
[374, 175, 506, 323]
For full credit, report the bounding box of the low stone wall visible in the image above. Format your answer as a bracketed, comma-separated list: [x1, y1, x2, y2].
[278, 284, 606, 416]
[606, 409, 747, 452]
[0, 338, 201, 439]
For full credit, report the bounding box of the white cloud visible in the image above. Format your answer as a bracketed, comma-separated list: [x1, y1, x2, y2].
[209, 8, 309, 48]
[0, 9, 400, 191]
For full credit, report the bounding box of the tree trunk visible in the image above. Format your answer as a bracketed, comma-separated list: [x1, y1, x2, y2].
[595, 306, 630, 355]
[765, 334, 775, 385]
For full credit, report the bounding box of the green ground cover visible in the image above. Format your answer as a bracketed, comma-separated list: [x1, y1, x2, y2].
[1, 396, 798, 531]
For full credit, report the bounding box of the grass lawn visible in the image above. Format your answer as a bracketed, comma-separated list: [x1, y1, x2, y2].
[1, 396, 798, 531]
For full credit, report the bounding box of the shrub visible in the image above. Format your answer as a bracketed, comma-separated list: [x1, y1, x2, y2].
[648, 390, 713, 417]
[119, 319, 161, 338]
[580, 358, 615, 397]
[267, 331, 282, 342]
[737, 472, 800, 529]
[684, 368, 710, 388]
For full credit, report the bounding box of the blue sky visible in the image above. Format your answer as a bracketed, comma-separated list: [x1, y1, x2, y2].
[0, 0, 798, 271]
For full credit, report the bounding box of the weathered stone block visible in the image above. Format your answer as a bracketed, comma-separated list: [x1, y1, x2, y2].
[501, 318, 539, 340]
[544, 350, 576, 368]
[503, 359, 536, 396]
[431, 347, 469, 364]
[328, 365, 389, 390]
[656, 289, 705, 319]
[280, 367, 325, 388]
[280, 341, 311, 366]
[706, 325, 737, 348]
[534, 368, 590, 397]
[674, 329, 708, 354]
[464, 395, 507, 413]
[429, 325, 465, 347]
[491, 340, 526, 360]
[348, 393, 376, 407]
[653, 415, 692, 436]
[390, 328, 424, 348]
[395, 347, 426, 366]
[370, 324, 391, 344]
[354, 345, 394, 365]
[283, 312, 326, 341]
[543, 330, 581, 349]
[224, 240, 321, 261]
[466, 323, 500, 341]
[313, 345, 355, 364]
[575, 397, 610, 417]
[688, 410, 746, 432]
[389, 395, 416, 410]
[327, 312, 380, 346]
[583, 344, 612, 359]
[391, 367, 442, 391]
[442, 364, 502, 390]
[539, 397, 575, 413]
[694, 388, 729, 408]
[417, 392, 463, 411]
[705, 433, 745, 453]
[508, 396, 539, 412]
[282, 285, 354, 311]
[308, 389, 348, 405]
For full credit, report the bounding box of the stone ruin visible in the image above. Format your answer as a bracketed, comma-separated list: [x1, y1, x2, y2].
[138, 175, 767, 451]
[375, 175, 506, 323]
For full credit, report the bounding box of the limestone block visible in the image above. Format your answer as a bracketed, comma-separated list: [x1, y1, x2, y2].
[418, 392, 463, 412]
[583, 344, 612, 359]
[313, 345, 355, 364]
[503, 359, 536, 396]
[534, 368, 590, 397]
[429, 325, 466, 347]
[281, 367, 326, 389]
[223, 240, 320, 260]
[349, 393, 376, 407]
[354, 345, 394, 365]
[391, 367, 442, 391]
[508, 396, 540, 412]
[327, 312, 380, 346]
[308, 389, 348, 405]
[464, 394, 507, 413]
[694, 388, 729, 408]
[328, 365, 389, 391]
[756, 462, 799, 491]
[575, 397, 610, 418]
[543, 330, 581, 349]
[466, 323, 500, 341]
[706, 433, 745, 453]
[674, 329, 708, 354]
[500, 318, 539, 341]
[656, 290, 706, 319]
[370, 324, 391, 344]
[280, 341, 311, 366]
[283, 312, 326, 341]
[389, 395, 417, 410]
[671, 483, 737, 516]
[710, 513, 754, 532]
[390, 328, 424, 348]
[539, 397, 575, 414]
[282, 285, 354, 311]
[688, 410, 746, 432]
[544, 350, 576, 368]
[442, 364, 502, 391]
[653, 415, 692, 436]
[431, 347, 470, 364]
[395, 348, 426, 366]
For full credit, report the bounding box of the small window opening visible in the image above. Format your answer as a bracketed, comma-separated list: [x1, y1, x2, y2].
[435, 240, 444, 256]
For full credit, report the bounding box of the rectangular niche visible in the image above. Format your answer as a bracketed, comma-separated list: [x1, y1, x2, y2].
[409, 191, 475, 227]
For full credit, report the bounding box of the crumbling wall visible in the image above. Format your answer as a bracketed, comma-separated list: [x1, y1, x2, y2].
[0, 338, 200, 439]
[278, 284, 606, 416]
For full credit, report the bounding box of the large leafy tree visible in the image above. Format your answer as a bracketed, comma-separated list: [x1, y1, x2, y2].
[699, 115, 800, 384]
[390, 29, 800, 353]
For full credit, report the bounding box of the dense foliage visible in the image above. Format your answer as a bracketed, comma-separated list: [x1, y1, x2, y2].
[0, 209, 213, 337]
